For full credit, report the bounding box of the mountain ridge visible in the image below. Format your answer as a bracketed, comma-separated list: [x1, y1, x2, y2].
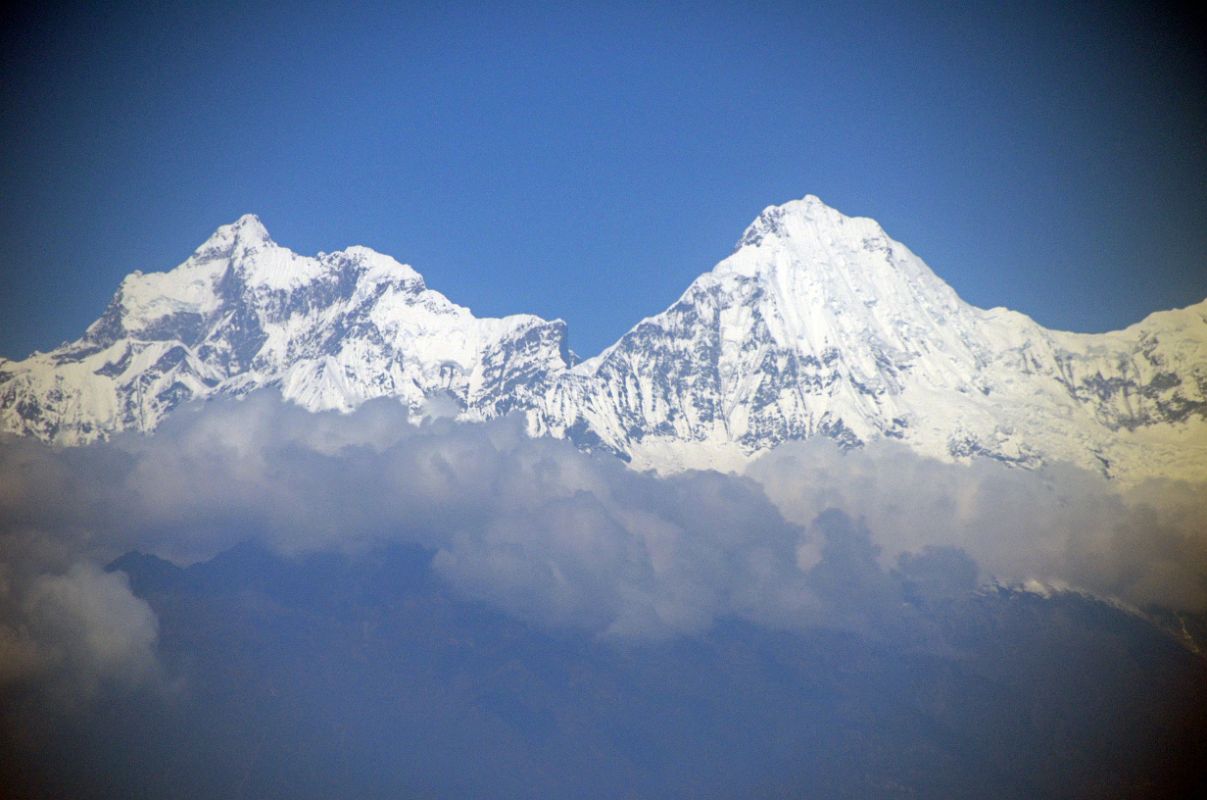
[3, 196, 1204, 482]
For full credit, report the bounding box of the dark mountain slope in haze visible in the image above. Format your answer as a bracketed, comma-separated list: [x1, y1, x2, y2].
[2, 537, 1204, 800]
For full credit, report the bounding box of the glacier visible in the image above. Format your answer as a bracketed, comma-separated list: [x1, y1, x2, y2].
[2, 196, 1204, 482]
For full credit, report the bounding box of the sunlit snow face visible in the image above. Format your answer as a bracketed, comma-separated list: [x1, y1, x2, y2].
[8, 197, 1203, 491]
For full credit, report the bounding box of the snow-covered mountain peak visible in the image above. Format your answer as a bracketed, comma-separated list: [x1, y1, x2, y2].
[1, 215, 576, 443]
[3, 199, 1204, 484]
[192, 213, 273, 260]
[709, 195, 962, 335]
[735, 194, 882, 250]
[726, 196, 932, 285]
[530, 197, 1206, 481]
[229, 212, 271, 240]
[328, 245, 425, 289]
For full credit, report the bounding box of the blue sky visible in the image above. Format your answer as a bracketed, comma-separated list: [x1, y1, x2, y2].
[1, 1, 1204, 359]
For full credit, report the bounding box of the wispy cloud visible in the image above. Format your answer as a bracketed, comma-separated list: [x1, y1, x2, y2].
[2, 391, 1204, 700]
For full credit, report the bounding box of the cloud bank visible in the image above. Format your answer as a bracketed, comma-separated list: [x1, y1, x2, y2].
[749, 441, 1207, 612]
[1, 391, 1204, 698]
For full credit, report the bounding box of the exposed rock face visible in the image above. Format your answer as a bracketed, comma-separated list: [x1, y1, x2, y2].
[3, 197, 1204, 482]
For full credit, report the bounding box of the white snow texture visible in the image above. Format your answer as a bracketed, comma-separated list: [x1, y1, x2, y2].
[2, 197, 1204, 483]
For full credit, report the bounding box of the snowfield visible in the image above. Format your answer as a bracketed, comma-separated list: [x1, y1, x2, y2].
[3, 196, 1204, 483]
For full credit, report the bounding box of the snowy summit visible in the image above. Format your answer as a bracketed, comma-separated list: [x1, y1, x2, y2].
[2, 197, 1204, 482]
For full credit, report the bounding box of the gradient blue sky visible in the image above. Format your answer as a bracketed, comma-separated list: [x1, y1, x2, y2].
[1, 1, 1204, 359]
